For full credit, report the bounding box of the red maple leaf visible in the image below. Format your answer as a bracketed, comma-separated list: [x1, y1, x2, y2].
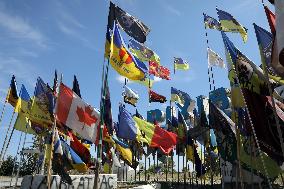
[76, 106, 98, 126]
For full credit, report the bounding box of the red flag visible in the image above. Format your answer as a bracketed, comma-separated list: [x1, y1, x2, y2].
[70, 133, 91, 166]
[149, 90, 167, 103]
[151, 122, 177, 154]
[264, 6, 276, 36]
[159, 66, 171, 80]
[149, 61, 170, 80]
[57, 83, 100, 142]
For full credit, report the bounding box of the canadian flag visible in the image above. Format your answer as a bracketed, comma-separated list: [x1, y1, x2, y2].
[56, 83, 100, 142]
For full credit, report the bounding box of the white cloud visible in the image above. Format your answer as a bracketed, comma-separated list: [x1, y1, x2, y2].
[116, 75, 133, 84]
[153, 76, 162, 82]
[163, 4, 182, 16]
[0, 56, 38, 87]
[0, 11, 47, 48]
[60, 11, 86, 29]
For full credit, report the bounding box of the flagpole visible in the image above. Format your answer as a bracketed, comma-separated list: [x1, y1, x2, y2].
[0, 77, 19, 165]
[1, 126, 16, 162]
[47, 74, 62, 189]
[9, 129, 23, 187]
[173, 57, 176, 74]
[203, 14, 216, 187]
[228, 59, 273, 189]
[0, 111, 16, 166]
[0, 93, 8, 130]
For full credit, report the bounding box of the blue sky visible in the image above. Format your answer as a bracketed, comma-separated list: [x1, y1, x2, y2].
[0, 0, 274, 164]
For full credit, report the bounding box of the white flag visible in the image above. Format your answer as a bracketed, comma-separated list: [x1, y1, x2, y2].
[207, 48, 225, 68]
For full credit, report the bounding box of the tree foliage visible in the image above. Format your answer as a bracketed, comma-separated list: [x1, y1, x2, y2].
[0, 155, 17, 176]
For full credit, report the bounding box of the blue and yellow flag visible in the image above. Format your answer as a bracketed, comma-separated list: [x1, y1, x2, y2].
[222, 32, 271, 96]
[128, 39, 160, 64]
[217, 8, 248, 43]
[14, 85, 36, 135]
[112, 135, 133, 164]
[110, 24, 147, 81]
[253, 23, 284, 85]
[171, 87, 191, 108]
[203, 13, 221, 30]
[29, 77, 54, 127]
[61, 139, 88, 173]
[174, 57, 189, 70]
[15, 84, 30, 114]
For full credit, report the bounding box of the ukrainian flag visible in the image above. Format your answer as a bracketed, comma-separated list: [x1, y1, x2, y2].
[110, 23, 147, 81]
[217, 8, 247, 43]
[174, 57, 189, 70]
[112, 135, 133, 164]
[61, 139, 88, 173]
[15, 85, 30, 115]
[14, 85, 36, 135]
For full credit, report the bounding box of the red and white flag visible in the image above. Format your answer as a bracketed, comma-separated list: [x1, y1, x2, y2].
[56, 83, 100, 142]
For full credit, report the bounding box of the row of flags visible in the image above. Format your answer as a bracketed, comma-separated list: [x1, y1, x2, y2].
[3, 0, 284, 183]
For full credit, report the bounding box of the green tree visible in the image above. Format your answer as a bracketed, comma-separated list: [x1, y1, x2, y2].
[18, 135, 41, 176]
[0, 155, 17, 176]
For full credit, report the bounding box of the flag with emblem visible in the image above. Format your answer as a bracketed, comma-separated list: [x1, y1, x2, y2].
[203, 13, 221, 30]
[122, 85, 139, 107]
[109, 23, 147, 81]
[128, 39, 160, 64]
[253, 23, 284, 84]
[6, 75, 18, 107]
[217, 8, 248, 43]
[56, 83, 100, 142]
[108, 2, 150, 43]
[29, 77, 54, 127]
[149, 90, 167, 103]
[149, 61, 171, 80]
[207, 48, 225, 68]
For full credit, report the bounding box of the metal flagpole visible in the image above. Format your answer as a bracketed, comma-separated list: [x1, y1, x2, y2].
[9, 130, 23, 187]
[15, 122, 29, 188]
[171, 152, 174, 183]
[148, 157, 150, 181]
[153, 151, 156, 181]
[144, 155, 147, 181]
[0, 111, 16, 166]
[1, 126, 16, 162]
[0, 93, 8, 130]
[47, 74, 62, 189]
[183, 154, 186, 188]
